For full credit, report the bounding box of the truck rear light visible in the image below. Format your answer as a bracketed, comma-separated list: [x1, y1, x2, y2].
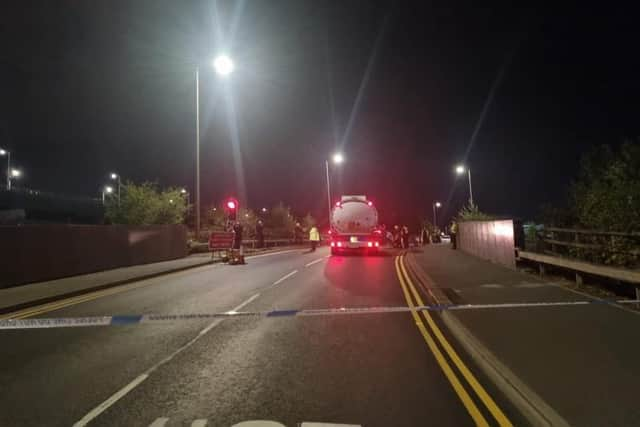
[367, 201, 373, 206]
[374, 241, 379, 247]
[367, 242, 373, 247]
[330, 242, 335, 247]
[337, 242, 343, 247]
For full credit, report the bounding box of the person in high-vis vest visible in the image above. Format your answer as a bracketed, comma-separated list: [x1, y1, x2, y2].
[450, 220, 458, 250]
[309, 226, 320, 251]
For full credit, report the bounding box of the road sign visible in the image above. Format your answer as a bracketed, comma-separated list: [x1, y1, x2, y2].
[209, 232, 234, 250]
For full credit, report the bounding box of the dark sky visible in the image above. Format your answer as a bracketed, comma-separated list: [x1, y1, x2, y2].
[1, 1, 639, 225]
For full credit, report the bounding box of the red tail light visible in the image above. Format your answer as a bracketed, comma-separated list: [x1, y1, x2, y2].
[335, 201, 341, 207]
[337, 242, 343, 247]
[374, 241, 380, 247]
[367, 241, 373, 247]
[367, 201, 373, 206]
[330, 242, 335, 247]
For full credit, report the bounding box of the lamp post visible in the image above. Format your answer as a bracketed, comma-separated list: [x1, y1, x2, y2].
[194, 54, 235, 241]
[110, 172, 122, 206]
[455, 164, 474, 206]
[433, 201, 442, 227]
[325, 152, 344, 223]
[102, 185, 114, 204]
[0, 149, 11, 190]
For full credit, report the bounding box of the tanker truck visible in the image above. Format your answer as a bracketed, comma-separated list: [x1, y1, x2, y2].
[329, 195, 382, 255]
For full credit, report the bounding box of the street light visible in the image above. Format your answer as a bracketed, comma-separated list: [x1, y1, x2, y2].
[0, 148, 11, 190]
[261, 207, 267, 213]
[325, 152, 344, 223]
[433, 201, 442, 227]
[180, 188, 190, 206]
[109, 172, 122, 206]
[194, 54, 236, 241]
[455, 164, 474, 206]
[10, 169, 21, 178]
[102, 185, 114, 204]
[213, 54, 235, 77]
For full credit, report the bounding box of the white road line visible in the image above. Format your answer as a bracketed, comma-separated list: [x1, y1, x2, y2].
[270, 270, 298, 288]
[148, 417, 170, 427]
[305, 258, 325, 267]
[301, 423, 361, 427]
[246, 249, 300, 259]
[72, 374, 149, 427]
[73, 291, 264, 426]
[232, 293, 260, 311]
[191, 419, 208, 427]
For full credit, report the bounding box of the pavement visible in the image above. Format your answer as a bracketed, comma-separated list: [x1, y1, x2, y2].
[408, 245, 640, 426]
[2, 244, 639, 426]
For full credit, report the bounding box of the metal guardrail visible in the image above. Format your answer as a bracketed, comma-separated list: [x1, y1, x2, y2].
[519, 226, 640, 297]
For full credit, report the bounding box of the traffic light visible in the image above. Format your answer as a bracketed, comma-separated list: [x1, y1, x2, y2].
[225, 197, 239, 221]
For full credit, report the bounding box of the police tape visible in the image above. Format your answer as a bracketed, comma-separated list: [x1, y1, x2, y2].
[1, 299, 639, 330]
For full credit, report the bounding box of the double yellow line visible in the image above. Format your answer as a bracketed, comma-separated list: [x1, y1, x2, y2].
[395, 254, 512, 426]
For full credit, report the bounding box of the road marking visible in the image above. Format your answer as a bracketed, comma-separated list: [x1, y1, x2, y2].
[394, 256, 488, 426]
[73, 291, 266, 426]
[397, 255, 512, 426]
[301, 423, 361, 426]
[305, 258, 325, 267]
[269, 270, 298, 288]
[73, 374, 149, 427]
[0, 249, 302, 321]
[247, 249, 301, 259]
[148, 418, 170, 426]
[191, 419, 208, 427]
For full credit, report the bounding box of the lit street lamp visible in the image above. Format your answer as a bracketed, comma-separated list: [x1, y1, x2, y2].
[109, 172, 122, 206]
[0, 148, 11, 190]
[455, 164, 474, 206]
[194, 54, 235, 241]
[261, 207, 267, 213]
[102, 185, 114, 204]
[433, 201, 442, 227]
[180, 188, 190, 206]
[325, 152, 344, 223]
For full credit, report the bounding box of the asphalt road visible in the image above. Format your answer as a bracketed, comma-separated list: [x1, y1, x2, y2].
[0, 247, 521, 427]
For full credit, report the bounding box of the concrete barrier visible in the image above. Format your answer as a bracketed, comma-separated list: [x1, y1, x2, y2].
[1, 225, 187, 288]
[458, 220, 516, 269]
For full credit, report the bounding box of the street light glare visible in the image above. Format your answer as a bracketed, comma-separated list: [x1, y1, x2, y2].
[213, 55, 234, 76]
[435, 202, 442, 208]
[10, 169, 21, 178]
[110, 173, 118, 179]
[180, 188, 187, 194]
[332, 153, 344, 164]
[104, 186, 114, 193]
[455, 165, 466, 175]
[262, 207, 267, 212]
[0, 149, 6, 156]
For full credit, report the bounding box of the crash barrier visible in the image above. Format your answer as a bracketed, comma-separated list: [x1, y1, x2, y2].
[518, 250, 640, 299]
[3, 299, 639, 329]
[0, 224, 188, 288]
[458, 220, 517, 269]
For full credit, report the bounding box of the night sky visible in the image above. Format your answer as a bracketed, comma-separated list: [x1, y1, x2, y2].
[1, 1, 639, 225]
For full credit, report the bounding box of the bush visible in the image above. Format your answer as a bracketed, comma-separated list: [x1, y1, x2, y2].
[456, 203, 494, 222]
[105, 182, 187, 225]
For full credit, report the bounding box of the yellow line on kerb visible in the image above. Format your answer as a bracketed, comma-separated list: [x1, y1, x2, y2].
[394, 256, 489, 426]
[397, 255, 513, 427]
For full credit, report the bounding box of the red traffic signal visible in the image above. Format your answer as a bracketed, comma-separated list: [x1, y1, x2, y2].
[227, 200, 236, 210]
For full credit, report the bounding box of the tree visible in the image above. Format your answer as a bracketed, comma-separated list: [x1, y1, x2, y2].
[105, 182, 187, 225]
[239, 208, 258, 238]
[456, 202, 494, 222]
[265, 202, 296, 238]
[571, 141, 640, 231]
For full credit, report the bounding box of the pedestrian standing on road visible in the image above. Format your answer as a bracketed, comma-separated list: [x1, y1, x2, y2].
[232, 221, 243, 250]
[393, 225, 401, 248]
[309, 226, 320, 251]
[450, 220, 458, 250]
[255, 220, 265, 248]
[401, 225, 410, 249]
